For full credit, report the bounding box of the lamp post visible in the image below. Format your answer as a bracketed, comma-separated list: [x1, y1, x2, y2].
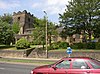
[44, 11, 48, 58]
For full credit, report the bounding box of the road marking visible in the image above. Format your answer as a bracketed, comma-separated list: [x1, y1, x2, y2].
[0, 68, 5, 70]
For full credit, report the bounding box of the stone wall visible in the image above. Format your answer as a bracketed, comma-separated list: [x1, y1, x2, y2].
[0, 49, 100, 60]
[0, 50, 25, 58]
[0, 48, 34, 58]
[28, 49, 100, 60]
[48, 50, 100, 60]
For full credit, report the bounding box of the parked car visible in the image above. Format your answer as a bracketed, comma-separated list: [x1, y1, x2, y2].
[31, 57, 100, 74]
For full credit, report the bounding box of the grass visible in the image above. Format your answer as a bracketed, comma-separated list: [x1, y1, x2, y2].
[49, 49, 100, 52]
[0, 58, 55, 65]
[0, 45, 36, 50]
[0, 45, 15, 50]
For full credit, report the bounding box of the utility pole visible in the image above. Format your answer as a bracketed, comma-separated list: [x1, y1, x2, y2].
[44, 11, 48, 58]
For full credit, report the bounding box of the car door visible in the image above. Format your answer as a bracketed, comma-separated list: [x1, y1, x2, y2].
[67, 59, 92, 74]
[49, 60, 71, 74]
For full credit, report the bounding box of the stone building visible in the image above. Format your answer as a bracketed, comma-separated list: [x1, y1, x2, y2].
[12, 10, 86, 44]
[13, 10, 34, 42]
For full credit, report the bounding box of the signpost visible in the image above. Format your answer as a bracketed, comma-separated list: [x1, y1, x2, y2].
[66, 47, 72, 57]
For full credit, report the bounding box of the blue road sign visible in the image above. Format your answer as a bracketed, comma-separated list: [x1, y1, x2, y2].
[66, 47, 72, 54]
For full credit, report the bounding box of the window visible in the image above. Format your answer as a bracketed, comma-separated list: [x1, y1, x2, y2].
[88, 60, 100, 69]
[56, 60, 70, 69]
[18, 17, 20, 21]
[72, 59, 89, 69]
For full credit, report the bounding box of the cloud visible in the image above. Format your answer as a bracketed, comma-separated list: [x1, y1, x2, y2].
[31, 0, 70, 15]
[32, 3, 41, 8]
[45, 0, 70, 15]
[46, 0, 68, 6]
[0, 0, 20, 9]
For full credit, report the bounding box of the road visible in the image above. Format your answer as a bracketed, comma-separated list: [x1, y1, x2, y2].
[0, 63, 37, 74]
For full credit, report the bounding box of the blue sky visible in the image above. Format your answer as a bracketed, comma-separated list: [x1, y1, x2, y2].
[0, 0, 70, 23]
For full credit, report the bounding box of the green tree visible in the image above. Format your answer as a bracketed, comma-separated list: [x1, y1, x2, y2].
[48, 22, 58, 47]
[32, 18, 45, 48]
[59, 0, 100, 42]
[12, 22, 20, 34]
[0, 13, 12, 24]
[0, 19, 14, 45]
[32, 17, 58, 49]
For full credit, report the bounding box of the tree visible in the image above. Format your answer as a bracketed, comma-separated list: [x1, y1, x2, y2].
[12, 22, 20, 34]
[32, 18, 46, 49]
[48, 22, 58, 47]
[0, 13, 12, 24]
[59, 0, 100, 42]
[0, 19, 14, 45]
[32, 17, 58, 49]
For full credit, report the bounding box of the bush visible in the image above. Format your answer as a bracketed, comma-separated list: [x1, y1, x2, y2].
[16, 38, 30, 49]
[51, 42, 59, 49]
[71, 42, 96, 49]
[59, 42, 69, 49]
[71, 43, 85, 49]
[86, 42, 95, 49]
[49, 41, 69, 50]
[96, 42, 100, 49]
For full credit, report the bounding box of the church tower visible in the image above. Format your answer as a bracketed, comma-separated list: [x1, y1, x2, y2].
[13, 10, 34, 34]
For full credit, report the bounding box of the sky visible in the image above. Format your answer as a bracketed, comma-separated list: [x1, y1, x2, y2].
[0, 0, 71, 23]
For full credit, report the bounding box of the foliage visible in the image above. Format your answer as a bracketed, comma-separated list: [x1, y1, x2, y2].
[59, 42, 69, 49]
[49, 41, 69, 50]
[59, 0, 100, 42]
[32, 18, 45, 47]
[12, 22, 20, 34]
[50, 42, 59, 50]
[0, 19, 15, 45]
[86, 42, 95, 49]
[95, 42, 100, 49]
[32, 17, 58, 48]
[71, 43, 85, 49]
[16, 37, 30, 49]
[0, 13, 12, 24]
[71, 42, 96, 49]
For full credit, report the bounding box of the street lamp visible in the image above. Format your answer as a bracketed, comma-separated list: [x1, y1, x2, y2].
[43, 11, 48, 58]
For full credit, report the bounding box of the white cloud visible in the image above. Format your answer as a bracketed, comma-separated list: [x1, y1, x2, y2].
[47, 0, 69, 6]
[34, 0, 71, 15]
[0, 0, 20, 9]
[43, 6, 60, 15]
[32, 3, 40, 8]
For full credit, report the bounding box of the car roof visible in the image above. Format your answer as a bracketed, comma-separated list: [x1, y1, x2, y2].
[62, 57, 92, 60]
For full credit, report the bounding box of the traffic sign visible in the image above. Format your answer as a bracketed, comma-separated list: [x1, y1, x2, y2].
[66, 47, 72, 54]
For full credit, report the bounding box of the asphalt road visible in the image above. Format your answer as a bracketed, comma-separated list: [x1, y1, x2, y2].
[0, 63, 37, 74]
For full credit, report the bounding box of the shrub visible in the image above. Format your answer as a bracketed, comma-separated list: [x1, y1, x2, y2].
[16, 38, 30, 49]
[71, 43, 85, 49]
[49, 41, 69, 50]
[96, 42, 100, 49]
[51, 42, 59, 49]
[59, 42, 69, 49]
[86, 42, 95, 49]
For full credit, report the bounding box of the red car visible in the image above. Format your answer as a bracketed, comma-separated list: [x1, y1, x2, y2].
[31, 57, 100, 74]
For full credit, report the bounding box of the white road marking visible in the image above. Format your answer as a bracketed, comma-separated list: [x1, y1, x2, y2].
[0, 68, 5, 70]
